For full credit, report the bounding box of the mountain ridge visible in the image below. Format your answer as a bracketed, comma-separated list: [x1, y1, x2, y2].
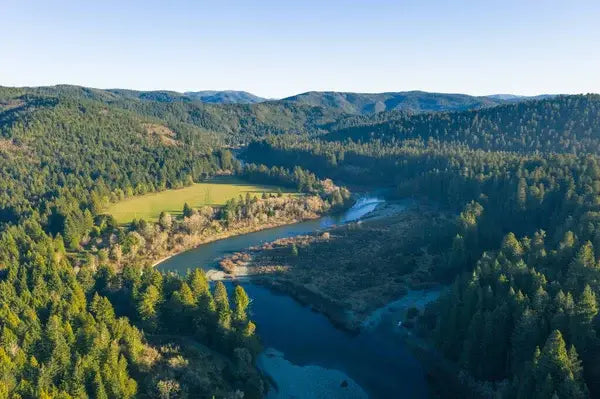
[184, 90, 267, 104]
[281, 90, 511, 115]
[4, 85, 561, 110]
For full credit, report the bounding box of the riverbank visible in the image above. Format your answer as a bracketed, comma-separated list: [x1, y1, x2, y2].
[156, 197, 440, 398]
[149, 215, 320, 268]
[217, 202, 456, 331]
[148, 194, 363, 271]
[87, 191, 351, 274]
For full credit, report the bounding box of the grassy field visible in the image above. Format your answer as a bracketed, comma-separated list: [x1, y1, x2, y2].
[106, 176, 294, 224]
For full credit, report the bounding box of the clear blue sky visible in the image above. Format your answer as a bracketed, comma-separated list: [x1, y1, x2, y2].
[2, 0, 599, 98]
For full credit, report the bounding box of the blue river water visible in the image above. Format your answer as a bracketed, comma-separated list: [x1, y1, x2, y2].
[157, 196, 428, 398]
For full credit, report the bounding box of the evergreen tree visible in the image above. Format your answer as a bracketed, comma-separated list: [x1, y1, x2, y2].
[183, 203, 193, 218]
[213, 282, 231, 331]
[137, 285, 161, 330]
[570, 285, 598, 351]
[233, 285, 250, 322]
[534, 330, 587, 399]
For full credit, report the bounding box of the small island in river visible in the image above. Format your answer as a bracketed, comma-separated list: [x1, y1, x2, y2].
[217, 200, 455, 331]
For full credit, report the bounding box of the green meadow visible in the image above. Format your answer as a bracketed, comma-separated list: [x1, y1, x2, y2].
[106, 176, 293, 224]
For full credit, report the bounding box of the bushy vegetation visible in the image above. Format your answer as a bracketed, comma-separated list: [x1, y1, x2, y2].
[220, 208, 454, 330]
[89, 188, 344, 273]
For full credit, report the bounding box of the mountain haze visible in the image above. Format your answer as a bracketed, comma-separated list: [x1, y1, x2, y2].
[184, 90, 266, 104]
[107, 88, 267, 104]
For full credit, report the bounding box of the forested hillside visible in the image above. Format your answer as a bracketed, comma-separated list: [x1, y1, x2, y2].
[0, 88, 229, 239]
[2, 85, 345, 144]
[2, 84, 599, 398]
[0, 87, 266, 397]
[3, 85, 546, 146]
[184, 90, 266, 104]
[282, 90, 512, 115]
[324, 94, 600, 154]
[242, 94, 600, 398]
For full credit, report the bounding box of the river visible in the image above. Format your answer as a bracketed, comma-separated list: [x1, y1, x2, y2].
[157, 195, 429, 398]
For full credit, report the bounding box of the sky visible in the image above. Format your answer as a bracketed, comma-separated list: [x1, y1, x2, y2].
[1, 0, 599, 98]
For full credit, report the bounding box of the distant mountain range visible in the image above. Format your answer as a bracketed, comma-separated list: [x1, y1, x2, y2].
[281, 91, 558, 115]
[121, 89, 554, 111]
[22, 85, 558, 112]
[486, 93, 558, 101]
[102, 89, 267, 104]
[184, 90, 267, 104]
[83, 87, 560, 112]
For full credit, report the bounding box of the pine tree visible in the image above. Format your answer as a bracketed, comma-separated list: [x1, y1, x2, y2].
[233, 285, 250, 322]
[568, 345, 583, 382]
[137, 285, 161, 330]
[567, 242, 597, 292]
[534, 330, 587, 399]
[512, 308, 541, 373]
[213, 282, 231, 330]
[502, 232, 523, 261]
[183, 202, 193, 218]
[570, 284, 598, 351]
[449, 234, 467, 271]
[177, 282, 196, 307]
[90, 294, 116, 325]
[188, 269, 210, 297]
[63, 215, 81, 250]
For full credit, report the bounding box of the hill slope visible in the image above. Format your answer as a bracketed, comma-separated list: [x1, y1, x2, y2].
[0, 87, 229, 225]
[2, 85, 346, 144]
[283, 90, 510, 114]
[323, 94, 600, 154]
[51, 87, 267, 104]
[184, 90, 266, 104]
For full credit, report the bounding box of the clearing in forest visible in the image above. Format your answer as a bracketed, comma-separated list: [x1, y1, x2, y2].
[106, 176, 294, 224]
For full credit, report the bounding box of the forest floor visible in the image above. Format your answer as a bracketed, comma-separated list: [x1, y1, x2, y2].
[105, 175, 295, 224]
[218, 202, 456, 331]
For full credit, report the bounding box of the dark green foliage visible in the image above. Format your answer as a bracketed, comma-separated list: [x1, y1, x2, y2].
[0, 88, 229, 243]
[182, 202, 193, 218]
[240, 163, 350, 208]
[282, 90, 516, 115]
[0, 221, 144, 398]
[323, 94, 600, 154]
[3, 84, 600, 397]
[242, 94, 600, 397]
[0, 86, 271, 397]
[14, 84, 347, 144]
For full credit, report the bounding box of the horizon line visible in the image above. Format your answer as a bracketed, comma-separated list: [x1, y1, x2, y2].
[0, 82, 586, 101]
